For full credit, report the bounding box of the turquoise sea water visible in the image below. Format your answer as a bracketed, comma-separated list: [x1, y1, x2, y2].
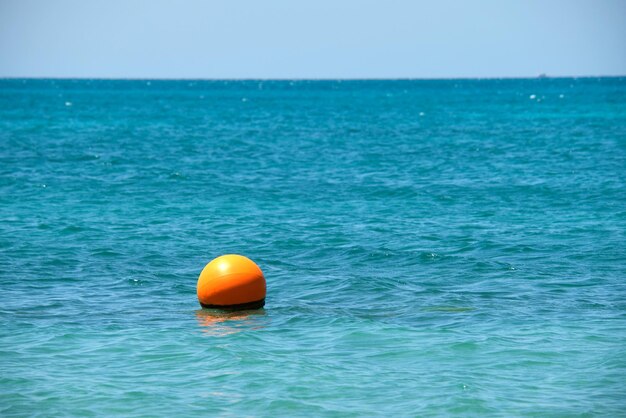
[1, 78, 625, 416]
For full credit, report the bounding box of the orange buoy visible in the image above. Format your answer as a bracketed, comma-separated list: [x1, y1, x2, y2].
[197, 254, 266, 310]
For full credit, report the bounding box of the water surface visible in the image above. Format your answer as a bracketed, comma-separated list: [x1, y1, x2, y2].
[1, 78, 625, 416]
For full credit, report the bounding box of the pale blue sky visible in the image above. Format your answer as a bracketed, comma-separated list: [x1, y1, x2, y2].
[0, 0, 624, 79]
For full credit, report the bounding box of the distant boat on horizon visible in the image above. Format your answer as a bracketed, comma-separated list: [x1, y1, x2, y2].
[538, 73, 548, 78]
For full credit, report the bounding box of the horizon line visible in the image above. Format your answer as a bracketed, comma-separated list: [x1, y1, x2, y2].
[1, 74, 625, 82]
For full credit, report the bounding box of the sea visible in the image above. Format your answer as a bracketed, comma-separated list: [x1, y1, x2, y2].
[1, 78, 625, 417]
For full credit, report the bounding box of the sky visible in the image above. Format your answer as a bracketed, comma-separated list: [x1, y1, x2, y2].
[0, 0, 625, 79]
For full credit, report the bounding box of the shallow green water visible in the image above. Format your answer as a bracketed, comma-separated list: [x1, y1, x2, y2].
[1, 78, 625, 416]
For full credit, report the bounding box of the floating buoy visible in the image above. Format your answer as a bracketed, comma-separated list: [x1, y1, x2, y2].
[197, 254, 266, 310]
